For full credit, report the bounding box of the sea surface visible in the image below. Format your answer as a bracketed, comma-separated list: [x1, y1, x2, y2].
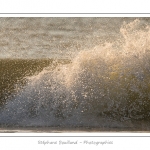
[1, 18, 150, 131]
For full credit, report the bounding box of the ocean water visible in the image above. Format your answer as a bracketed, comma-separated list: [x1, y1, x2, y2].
[1, 18, 150, 131]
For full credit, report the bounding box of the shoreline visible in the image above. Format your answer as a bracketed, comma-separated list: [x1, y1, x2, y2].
[0, 126, 150, 133]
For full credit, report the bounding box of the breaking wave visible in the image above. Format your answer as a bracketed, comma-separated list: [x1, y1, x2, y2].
[1, 19, 150, 128]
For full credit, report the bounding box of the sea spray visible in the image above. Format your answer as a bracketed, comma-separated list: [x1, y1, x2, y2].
[0, 19, 150, 128]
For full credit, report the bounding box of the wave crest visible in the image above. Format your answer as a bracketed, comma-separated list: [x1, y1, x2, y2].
[1, 19, 150, 128]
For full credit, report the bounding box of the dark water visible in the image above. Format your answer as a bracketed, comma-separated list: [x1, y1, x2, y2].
[1, 18, 150, 131]
[0, 59, 70, 106]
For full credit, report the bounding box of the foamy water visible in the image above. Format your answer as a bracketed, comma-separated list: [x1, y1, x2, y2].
[0, 18, 150, 130]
